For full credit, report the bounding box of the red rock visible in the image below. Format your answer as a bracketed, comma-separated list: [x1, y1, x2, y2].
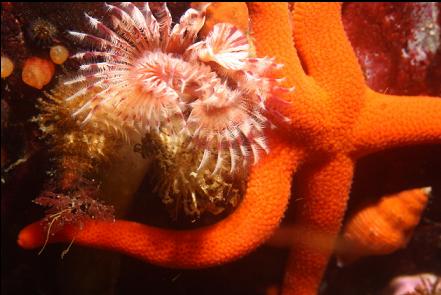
[343, 2, 441, 96]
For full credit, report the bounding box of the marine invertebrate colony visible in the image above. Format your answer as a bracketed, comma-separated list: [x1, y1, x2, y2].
[31, 82, 123, 238]
[20, 0, 290, 247]
[17, 3, 441, 295]
[67, 2, 286, 171]
[62, 2, 289, 218]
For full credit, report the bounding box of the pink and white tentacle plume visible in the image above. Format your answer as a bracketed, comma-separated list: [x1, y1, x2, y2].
[66, 2, 292, 174]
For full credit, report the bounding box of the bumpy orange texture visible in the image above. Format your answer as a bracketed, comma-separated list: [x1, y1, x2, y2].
[18, 3, 441, 295]
[19, 135, 301, 268]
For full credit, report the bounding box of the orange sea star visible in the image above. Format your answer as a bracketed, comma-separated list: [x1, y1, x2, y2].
[17, 3, 441, 294]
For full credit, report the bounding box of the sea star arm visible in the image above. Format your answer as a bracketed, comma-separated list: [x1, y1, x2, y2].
[292, 3, 365, 102]
[247, 2, 308, 89]
[352, 88, 441, 157]
[283, 154, 355, 295]
[247, 2, 335, 139]
[19, 136, 303, 268]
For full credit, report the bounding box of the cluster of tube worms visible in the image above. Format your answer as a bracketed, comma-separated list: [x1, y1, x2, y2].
[34, 2, 289, 223]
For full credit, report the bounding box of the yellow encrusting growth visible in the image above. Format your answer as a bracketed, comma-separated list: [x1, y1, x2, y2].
[35, 84, 123, 173]
[136, 131, 246, 221]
